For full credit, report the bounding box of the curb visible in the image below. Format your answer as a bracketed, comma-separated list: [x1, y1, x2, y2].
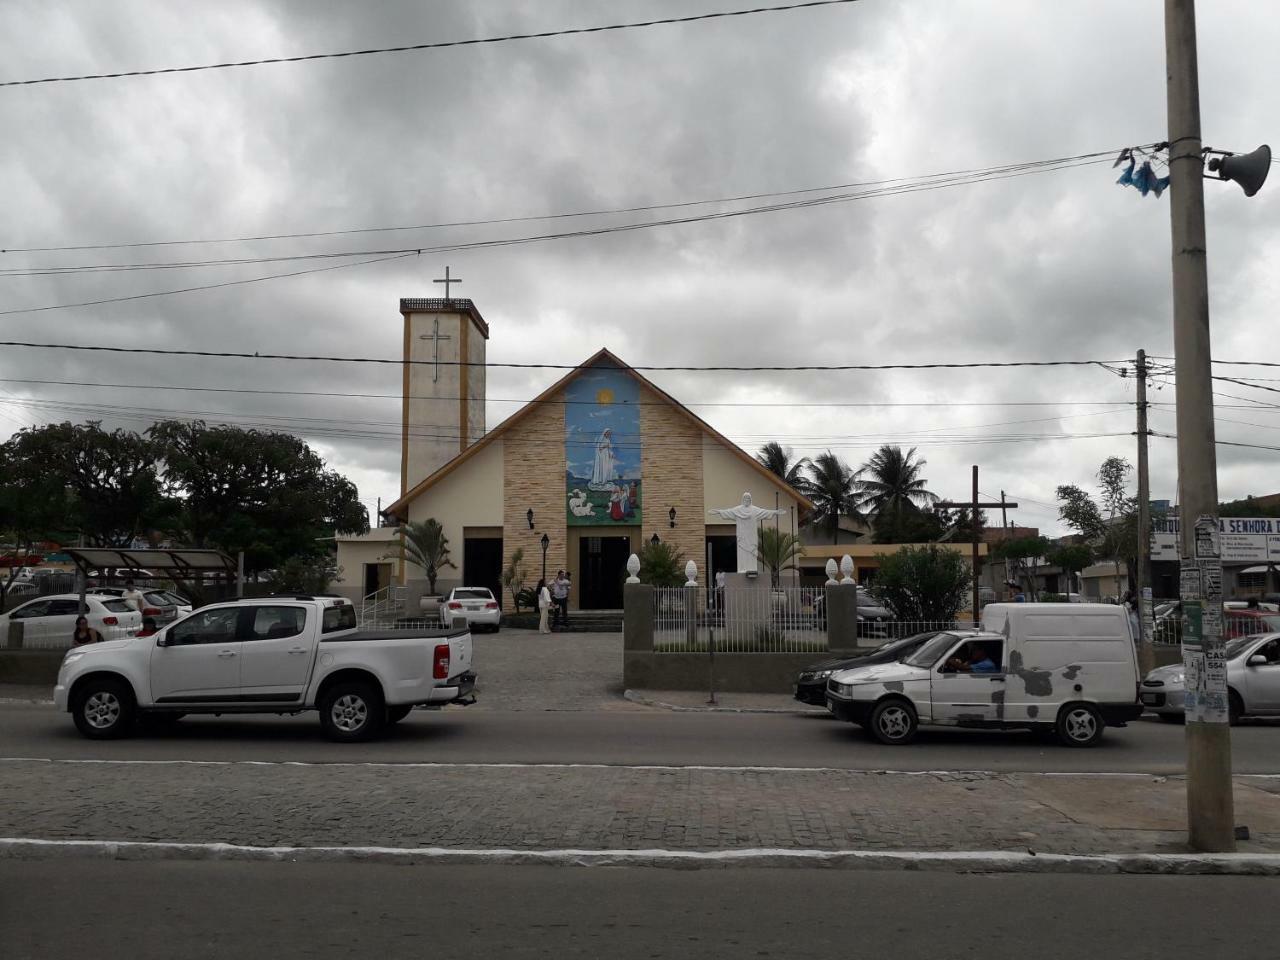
[3, 838, 1280, 875]
[0, 697, 53, 705]
[623, 689, 826, 716]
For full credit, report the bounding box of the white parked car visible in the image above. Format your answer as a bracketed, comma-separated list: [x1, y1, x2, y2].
[825, 603, 1142, 747]
[439, 587, 501, 632]
[1142, 632, 1280, 723]
[0, 593, 143, 646]
[54, 595, 476, 741]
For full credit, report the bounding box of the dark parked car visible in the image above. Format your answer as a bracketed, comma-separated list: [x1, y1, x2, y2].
[793, 631, 944, 706]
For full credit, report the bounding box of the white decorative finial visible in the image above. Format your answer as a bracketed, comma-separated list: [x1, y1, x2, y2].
[839, 555, 855, 584]
[825, 559, 839, 586]
[684, 560, 698, 586]
[626, 553, 641, 584]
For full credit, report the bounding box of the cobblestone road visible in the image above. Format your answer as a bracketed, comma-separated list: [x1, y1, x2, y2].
[4, 758, 1279, 855]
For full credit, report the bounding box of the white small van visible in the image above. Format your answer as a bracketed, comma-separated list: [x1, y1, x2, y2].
[825, 603, 1142, 747]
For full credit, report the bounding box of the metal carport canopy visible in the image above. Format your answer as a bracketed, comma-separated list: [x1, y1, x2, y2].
[64, 548, 236, 576]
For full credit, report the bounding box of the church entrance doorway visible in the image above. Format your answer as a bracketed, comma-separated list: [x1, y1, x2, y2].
[463, 535, 504, 610]
[578, 535, 632, 610]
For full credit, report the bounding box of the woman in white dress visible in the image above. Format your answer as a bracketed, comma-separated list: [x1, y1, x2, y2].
[537, 578, 552, 634]
[589, 429, 618, 490]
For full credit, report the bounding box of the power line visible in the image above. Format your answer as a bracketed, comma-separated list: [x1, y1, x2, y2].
[0, 251, 418, 318]
[1, 151, 1125, 256]
[0, 1, 862, 88]
[0, 153, 1120, 312]
[0, 340, 1130, 371]
[1150, 431, 1280, 455]
[0, 375, 1151, 408]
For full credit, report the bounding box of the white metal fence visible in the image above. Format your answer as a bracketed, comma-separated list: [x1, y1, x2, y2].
[652, 585, 978, 654]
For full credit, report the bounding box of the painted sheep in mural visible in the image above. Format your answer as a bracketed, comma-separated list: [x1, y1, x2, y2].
[568, 489, 595, 518]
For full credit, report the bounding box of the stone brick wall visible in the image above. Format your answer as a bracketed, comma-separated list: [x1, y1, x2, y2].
[639, 385, 706, 578]
[503, 391, 567, 589]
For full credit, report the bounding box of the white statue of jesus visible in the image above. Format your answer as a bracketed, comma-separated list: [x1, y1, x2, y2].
[708, 492, 787, 573]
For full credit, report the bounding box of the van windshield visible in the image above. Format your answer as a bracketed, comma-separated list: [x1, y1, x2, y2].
[903, 632, 963, 668]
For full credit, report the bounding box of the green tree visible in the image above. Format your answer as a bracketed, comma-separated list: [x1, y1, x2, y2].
[0, 431, 76, 611]
[266, 553, 340, 595]
[1045, 542, 1094, 596]
[756, 527, 804, 587]
[501, 548, 529, 611]
[1057, 457, 1139, 594]
[3, 422, 170, 546]
[869, 545, 972, 622]
[390, 518, 456, 596]
[755, 442, 810, 492]
[805, 451, 862, 544]
[638, 540, 686, 587]
[858, 446, 938, 543]
[150, 420, 367, 575]
[992, 535, 1052, 599]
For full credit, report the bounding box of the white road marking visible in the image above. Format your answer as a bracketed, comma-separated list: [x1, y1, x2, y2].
[2, 837, 1279, 875]
[2, 756, 1277, 777]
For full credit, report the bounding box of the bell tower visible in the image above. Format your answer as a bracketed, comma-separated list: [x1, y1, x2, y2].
[399, 280, 488, 495]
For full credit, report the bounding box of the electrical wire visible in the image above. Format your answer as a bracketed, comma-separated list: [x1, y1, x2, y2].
[1, 150, 1130, 256]
[0, 1, 863, 88]
[0, 375, 1152, 408]
[0, 340, 1132, 371]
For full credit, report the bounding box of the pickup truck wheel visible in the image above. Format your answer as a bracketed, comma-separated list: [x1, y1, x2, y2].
[386, 705, 413, 725]
[72, 679, 135, 740]
[320, 682, 386, 742]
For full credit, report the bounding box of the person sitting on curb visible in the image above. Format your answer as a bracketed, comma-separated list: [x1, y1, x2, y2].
[137, 617, 159, 638]
[71, 616, 104, 646]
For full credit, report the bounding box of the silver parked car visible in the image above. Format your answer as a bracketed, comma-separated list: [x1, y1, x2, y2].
[1141, 632, 1280, 723]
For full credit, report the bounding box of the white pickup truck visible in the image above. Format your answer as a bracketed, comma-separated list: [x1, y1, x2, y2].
[54, 595, 476, 742]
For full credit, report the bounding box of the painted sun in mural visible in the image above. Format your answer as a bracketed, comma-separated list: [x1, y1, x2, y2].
[595, 387, 614, 405]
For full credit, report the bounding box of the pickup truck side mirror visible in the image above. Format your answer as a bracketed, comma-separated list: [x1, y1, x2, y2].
[155, 632, 172, 647]
[1248, 653, 1268, 667]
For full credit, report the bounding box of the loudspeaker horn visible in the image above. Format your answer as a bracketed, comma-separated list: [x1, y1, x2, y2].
[1210, 144, 1271, 197]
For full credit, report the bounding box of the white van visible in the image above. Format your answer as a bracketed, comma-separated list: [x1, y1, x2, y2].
[825, 603, 1142, 747]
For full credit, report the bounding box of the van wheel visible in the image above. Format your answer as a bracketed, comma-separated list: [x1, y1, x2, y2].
[1056, 703, 1105, 747]
[386, 704, 413, 725]
[868, 699, 918, 745]
[319, 682, 386, 742]
[72, 678, 135, 740]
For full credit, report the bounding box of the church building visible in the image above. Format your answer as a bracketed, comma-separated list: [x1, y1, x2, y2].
[337, 296, 812, 612]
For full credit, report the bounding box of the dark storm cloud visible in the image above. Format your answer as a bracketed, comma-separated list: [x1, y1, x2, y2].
[1, 0, 1277, 527]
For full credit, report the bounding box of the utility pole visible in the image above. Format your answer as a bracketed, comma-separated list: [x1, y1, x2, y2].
[1135, 351, 1156, 675]
[1000, 491, 1012, 600]
[1165, 0, 1234, 852]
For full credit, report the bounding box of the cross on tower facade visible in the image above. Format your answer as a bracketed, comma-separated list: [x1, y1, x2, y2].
[419, 316, 452, 383]
[433, 265, 461, 300]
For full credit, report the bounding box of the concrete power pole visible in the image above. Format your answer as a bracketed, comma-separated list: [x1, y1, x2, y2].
[1135, 350, 1155, 675]
[1165, 0, 1234, 852]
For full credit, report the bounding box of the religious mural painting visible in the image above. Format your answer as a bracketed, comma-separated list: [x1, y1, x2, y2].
[565, 367, 642, 525]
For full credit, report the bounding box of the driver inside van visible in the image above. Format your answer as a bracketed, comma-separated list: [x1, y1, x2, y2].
[946, 643, 999, 673]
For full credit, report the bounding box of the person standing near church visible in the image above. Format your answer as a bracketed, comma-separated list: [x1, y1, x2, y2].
[551, 570, 570, 631]
[537, 578, 552, 635]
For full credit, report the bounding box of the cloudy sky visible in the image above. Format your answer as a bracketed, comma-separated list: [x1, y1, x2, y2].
[2, 0, 1277, 535]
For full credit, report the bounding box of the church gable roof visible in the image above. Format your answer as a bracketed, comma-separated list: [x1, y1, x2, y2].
[386, 347, 813, 518]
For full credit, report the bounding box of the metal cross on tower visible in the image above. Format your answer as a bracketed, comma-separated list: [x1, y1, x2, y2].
[433, 265, 461, 300]
[938, 465, 1017, 622]
[419, 317, 452, 383]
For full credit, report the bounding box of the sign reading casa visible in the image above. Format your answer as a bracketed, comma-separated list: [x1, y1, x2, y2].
[1151, 517, 1280, 562]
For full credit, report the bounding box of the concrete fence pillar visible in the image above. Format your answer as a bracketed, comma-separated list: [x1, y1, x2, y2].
[624, 582, 654, 652]
[825, 584, 858, 649]
[683, 585, 698, 648]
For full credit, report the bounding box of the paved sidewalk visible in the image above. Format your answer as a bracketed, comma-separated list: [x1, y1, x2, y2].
[0, 683, 52, 703]
[3, 758, 1278, 857]
[626, 689, 825, 714]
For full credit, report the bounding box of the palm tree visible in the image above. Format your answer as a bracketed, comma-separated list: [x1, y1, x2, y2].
[387, 518, 456, 596]
[756, 527, 804, 587]
[805, 451, 862, 544]
[857, 445, 937, 536]
[756, 442, 810, 491]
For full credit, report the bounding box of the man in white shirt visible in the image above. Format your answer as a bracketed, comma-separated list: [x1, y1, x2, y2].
[122, 580, 146, 613]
